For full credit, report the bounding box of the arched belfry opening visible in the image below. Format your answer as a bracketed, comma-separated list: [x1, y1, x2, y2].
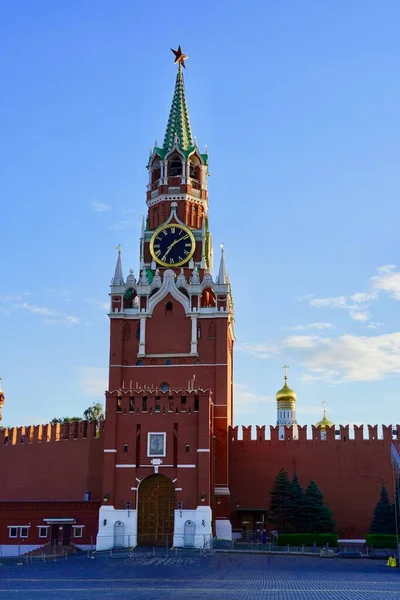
[137, 474, 176, 546]
[152, 158, 161, 184]
[168, 153, 183, 177]
[189, 154, 200, 180]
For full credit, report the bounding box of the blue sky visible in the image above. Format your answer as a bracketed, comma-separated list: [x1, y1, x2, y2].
[1, 1, 400, 429]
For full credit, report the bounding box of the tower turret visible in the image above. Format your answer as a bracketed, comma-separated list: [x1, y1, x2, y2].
[100, 48, 235, 550]
[111, 245, 124, 286]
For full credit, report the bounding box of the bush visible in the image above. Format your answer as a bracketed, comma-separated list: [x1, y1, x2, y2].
[366, 534, 397, 549]
[277, 533, 338, 547]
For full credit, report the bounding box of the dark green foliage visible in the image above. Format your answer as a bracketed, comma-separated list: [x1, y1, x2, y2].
[366, 534, 397, 549]
[51, 402, 105, 425]
[83, 402, 105, 421]
[369, 485, 396, 535]
[268, 471, 335, 535]
[277, 533, 338, 547]
[302, 480, 336, 534]
[51, 416, 82, 424]
[268, 470, 294, 533]
[290, 473, 304, 531]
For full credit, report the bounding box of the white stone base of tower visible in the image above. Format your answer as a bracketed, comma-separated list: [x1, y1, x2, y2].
[96, 505, 137, 551]
[173, 506, 213, 548]
[96, 505, 213, 551]
[215, 519, 232, 541]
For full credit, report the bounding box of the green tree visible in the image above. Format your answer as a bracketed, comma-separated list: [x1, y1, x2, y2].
[302, 480, 335, 533]
[83, 402, 105, 421]
[369, 484, 395, 535]
[268, 469, 294, 533]
[290, 472, 304, 532]
[51, 402, 104, 425]
[50, 416, 82, 424]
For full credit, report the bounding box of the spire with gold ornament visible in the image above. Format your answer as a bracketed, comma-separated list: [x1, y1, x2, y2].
[276, 366, 298, 439]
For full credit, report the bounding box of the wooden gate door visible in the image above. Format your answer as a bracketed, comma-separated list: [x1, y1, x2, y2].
[137, 474, 175, 546]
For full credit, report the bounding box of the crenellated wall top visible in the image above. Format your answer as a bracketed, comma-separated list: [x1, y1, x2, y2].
[0, 420, 104, 447]
[229, 424, 399, 443]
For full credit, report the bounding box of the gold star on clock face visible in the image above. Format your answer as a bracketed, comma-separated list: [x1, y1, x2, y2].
[171, 46, 189, 68]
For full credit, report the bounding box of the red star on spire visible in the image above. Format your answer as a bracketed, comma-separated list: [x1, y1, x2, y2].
[171, 46, 189, 68]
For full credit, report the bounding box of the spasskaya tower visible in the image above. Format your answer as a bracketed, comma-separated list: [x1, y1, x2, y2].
[98, 47, 234, 549]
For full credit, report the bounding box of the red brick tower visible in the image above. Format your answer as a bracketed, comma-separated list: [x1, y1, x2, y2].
[97, 48, 234, 549]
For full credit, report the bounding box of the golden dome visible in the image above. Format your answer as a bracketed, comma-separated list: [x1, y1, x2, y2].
[315, 403, 334, 428]
[276, 376, 297, 404]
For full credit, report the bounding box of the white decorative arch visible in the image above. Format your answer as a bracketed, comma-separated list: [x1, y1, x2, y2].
[148, 270, 190, 314]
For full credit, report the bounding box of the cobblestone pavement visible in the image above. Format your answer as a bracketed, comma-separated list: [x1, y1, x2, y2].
[1, 551, 400, 599]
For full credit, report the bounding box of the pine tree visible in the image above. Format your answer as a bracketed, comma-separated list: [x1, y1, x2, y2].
[302, 480, 335, 533]
[268, 470, 294, 533]
[369, 484, 396, 534]
[290, 473, 304, 532]
[319, 504, 336, 533]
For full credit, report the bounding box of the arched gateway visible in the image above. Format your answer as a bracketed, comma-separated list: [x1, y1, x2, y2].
[137, 474, 175, 546]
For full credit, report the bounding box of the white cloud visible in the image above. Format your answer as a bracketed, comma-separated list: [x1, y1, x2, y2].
[86, 299, 110, 311]
[372, 265, 400, 300]
[283, 332, 400, 382]
[309, 296, 347, 309]
[368, 322, 385, 329]
[349, 311, 370, 322]
[350, 292, 378, 303]
[307, 289, 379, 325]
[239, 329, 400, 383]
[237, 343, 280, 359]
[234, 383, 274, 421]
[285, 335, 321, 349]
[77, 367, 108, 396]
[109, 219, 141, 231]
[297, 405, 325, 417]
[287, 322, 334, 331]
[300, 370, 340, 384]
[16, 302, 79, 325]
[92, 201, 111, 212]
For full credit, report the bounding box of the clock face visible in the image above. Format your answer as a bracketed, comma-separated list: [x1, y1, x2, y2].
[150, 223, 196, 267]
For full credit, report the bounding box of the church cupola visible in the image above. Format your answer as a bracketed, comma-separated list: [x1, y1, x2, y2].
[315, 401, 334, 440]
[276, 366, 298, 439]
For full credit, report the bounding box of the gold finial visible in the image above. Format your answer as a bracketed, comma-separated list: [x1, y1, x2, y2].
[115, 244, 121, 252]
[282, 364, 290, 381]
[171, 45, 189, 68]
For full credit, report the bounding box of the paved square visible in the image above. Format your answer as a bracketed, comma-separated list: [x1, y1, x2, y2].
[1, 550, 399, 599]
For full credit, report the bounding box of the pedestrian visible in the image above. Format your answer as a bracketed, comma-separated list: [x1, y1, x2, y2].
[262, 530, 267, 545]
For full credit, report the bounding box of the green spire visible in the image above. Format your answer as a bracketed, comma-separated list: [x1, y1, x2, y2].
[163, 65, 193, 153]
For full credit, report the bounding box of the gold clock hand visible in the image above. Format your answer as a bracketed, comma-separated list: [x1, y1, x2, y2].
[163, 237, 182, 258]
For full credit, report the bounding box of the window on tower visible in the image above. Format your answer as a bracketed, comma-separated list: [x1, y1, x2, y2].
[152, 160, 161, 183]
[169, 155, 182, 177]
[165, 301, 173, 315]
[189, 156, 200, 180]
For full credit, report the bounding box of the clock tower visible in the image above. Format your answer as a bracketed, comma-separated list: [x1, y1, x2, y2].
[97, 48, 235, 549]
